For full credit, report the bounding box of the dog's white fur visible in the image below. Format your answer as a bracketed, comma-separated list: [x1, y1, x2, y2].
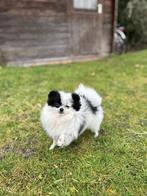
[40, 84, 104, 150]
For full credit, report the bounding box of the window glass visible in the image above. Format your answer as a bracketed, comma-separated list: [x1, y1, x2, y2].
[73, 0, 97, 10]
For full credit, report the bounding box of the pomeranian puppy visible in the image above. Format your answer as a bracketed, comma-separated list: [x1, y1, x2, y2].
[40, 84, 104, 150]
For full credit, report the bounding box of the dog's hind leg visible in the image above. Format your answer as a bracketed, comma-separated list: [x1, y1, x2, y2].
[93, 116, 104, 138]
[90, 108, 104, 138]
[93, 127, 100, 138]
[91, 122, 102, 138]
[90, 124, 100, 138]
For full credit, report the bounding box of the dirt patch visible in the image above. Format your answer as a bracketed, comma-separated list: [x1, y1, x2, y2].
[0, 144, 14, 160]
[17, 147, 35, 159]
[17, 136, 38, 159]
[0, 136, 38, 159]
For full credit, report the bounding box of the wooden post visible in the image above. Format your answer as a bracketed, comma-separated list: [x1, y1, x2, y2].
[112, 0, 118, 52]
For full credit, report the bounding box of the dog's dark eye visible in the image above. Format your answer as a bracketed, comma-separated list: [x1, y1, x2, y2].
[55, 103, 61, 108]
[65, 105, 70, 108]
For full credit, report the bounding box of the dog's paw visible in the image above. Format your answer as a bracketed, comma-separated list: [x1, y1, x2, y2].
[57, 135, 65, 147]
[49, 144, 55, 150]
[94, 132, 99, 138]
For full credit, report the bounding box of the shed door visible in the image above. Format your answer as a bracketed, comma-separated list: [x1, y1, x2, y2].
[70, 0, 103, 56]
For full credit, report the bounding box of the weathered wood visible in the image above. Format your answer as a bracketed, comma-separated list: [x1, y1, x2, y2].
[0, 0, 116, 66]
[69, 0, 102, 56]
[0, 0, 66, 12]
[101, 0, 114, 54]
[7, 54, 107, 67]
[0, 14, 67, 26]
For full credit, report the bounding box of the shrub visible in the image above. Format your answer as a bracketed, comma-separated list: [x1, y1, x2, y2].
[118, 0, 147, 49]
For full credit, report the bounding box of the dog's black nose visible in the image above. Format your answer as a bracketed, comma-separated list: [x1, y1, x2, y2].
[59, 108, 64, 113]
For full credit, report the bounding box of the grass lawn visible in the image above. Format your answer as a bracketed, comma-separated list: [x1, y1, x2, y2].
[0, 50, 146, 195]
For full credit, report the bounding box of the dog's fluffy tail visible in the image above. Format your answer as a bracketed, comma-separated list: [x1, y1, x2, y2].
[75, 84, 102, 107]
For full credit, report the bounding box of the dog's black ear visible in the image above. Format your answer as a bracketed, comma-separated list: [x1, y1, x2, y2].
[72, 93, 80, 102]
[47, 90, 61, 106]
[48, 90, 58, 99]
[72, 93, 81, 111]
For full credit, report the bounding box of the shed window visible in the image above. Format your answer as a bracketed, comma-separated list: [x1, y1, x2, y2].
[73, 0, 97, 10]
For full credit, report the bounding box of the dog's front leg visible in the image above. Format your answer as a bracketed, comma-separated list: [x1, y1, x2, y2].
[56, 134, 65, 147]
[49, 140, 56, 150]
[57, 133, 75, 148]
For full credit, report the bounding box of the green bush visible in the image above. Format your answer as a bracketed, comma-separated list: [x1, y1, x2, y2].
[118, 0, 147, 49]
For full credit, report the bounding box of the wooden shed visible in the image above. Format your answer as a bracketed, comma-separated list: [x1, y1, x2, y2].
[0, 0, 117, 67]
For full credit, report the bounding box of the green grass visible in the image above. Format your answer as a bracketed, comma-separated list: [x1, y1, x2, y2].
[0, 50, 146, 196]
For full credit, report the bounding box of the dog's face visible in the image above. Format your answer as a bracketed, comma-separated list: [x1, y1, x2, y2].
[47, 90, 81, 115]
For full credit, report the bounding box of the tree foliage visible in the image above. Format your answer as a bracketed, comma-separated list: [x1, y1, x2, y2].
[118, 0, 147, 48]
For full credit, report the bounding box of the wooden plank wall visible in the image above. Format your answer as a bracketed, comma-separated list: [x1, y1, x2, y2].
[0, 0, 70, 65]
[102, 0, 114, 54]
[0, 0, 114, 66]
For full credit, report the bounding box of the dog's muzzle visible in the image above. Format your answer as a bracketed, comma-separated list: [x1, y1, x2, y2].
[59, 107, 64, 114]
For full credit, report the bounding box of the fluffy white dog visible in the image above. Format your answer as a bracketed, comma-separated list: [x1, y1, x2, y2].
[40, 84, 104, 150]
